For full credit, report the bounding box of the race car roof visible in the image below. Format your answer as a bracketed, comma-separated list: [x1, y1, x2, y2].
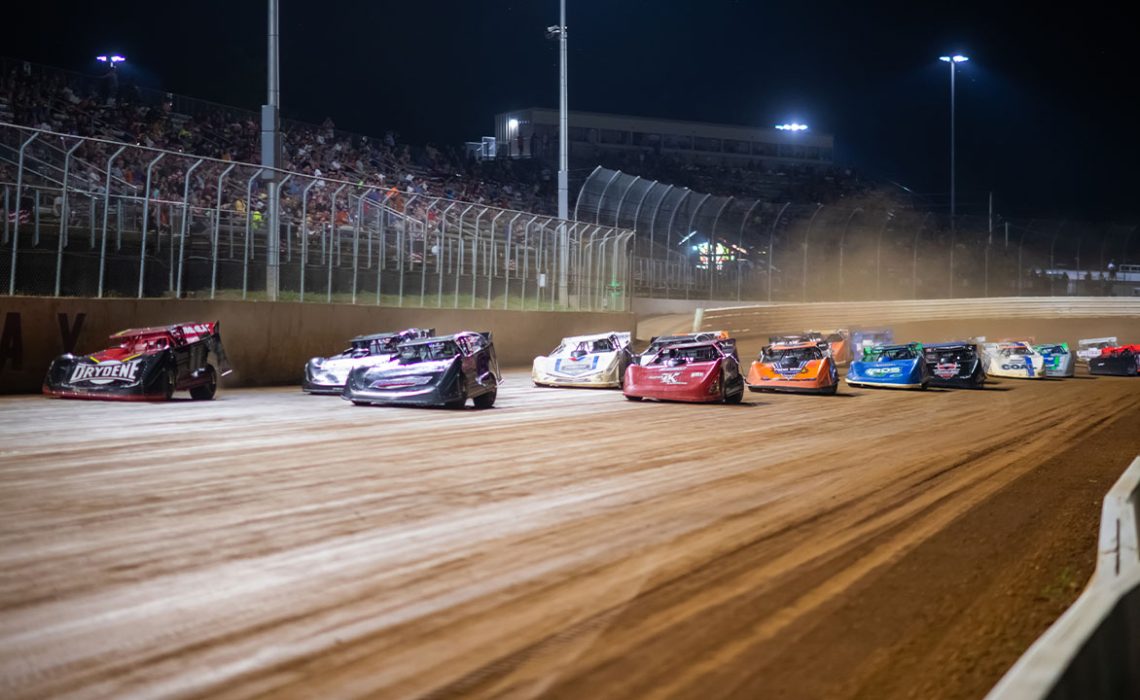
[399, 331, 487, 345]
[560, 332, 620, 343]
[351, 331, 400, 342]
[868, 343, 921, 351]
[767, 341, 821, 350]
[110, 323, 214, 338]
[924, 341, 976, 349]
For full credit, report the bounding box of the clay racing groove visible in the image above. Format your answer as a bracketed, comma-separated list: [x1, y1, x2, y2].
[0, 316, 1138, 699]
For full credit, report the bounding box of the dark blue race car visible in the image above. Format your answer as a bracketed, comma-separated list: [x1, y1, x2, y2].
[342, 331, 501, 408]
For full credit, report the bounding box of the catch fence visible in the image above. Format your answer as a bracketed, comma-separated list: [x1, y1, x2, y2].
[0, 123, 635, 311]
[575, 167, 1140, 301]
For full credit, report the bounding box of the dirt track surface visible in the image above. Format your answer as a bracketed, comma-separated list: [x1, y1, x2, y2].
[1, 368, 1138, 699]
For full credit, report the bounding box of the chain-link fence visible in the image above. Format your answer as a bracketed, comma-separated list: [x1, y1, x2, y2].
[576, 167, 1140, 301]
[0, 123, 636, 311]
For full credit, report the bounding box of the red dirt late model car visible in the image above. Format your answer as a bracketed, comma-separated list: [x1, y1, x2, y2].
[623, 339, 745, 403]
[43, 322, 232, 401]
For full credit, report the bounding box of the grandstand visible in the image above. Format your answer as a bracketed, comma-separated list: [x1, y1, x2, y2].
[2, 56, 1138, 305]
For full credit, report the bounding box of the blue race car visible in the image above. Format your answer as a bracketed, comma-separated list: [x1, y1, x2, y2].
[846, 342, 929, 390]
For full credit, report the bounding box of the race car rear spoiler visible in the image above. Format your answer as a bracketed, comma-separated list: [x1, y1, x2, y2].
[209, 322, 233, 376]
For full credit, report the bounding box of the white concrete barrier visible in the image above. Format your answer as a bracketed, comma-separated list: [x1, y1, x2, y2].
[697, 298, 1140, 336]
[987, 455, 1140, 699]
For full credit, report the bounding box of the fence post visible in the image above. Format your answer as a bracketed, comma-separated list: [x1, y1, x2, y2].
[298, 178, 318, 303]
[242, 169, 263, 300]
[708, 196, 734, 300]
[683, 193, 711, 284]
[96, 145, 127, 298]
[469, 208, 487, 308]
[208, 162, 237, 299]
[33, 190, 41, 247]
[55, 140, 85, 297]
[268, 172, 293, 299]
[352, 187, 375, 304]
[398, 194, 419, 308]
[486, 210, 505, 309]
[736, 200, 763, 302]
[455, 204, 475, 308]
[502, 212, 522, 310]
[837, 207, 863, 301]
[612, 175, 640, 227]
[8, 132, 41, 295]
[438, 201, 460, 308]
[327, 183, 349, 303]
[135, 152, 168, 299]
[767, 202, 791, 302]
[421, 197, 441, 307]
[519, 215, 538, 310]
[799, 204, 825, 303]
[374, 192, 394, 305]
[875, 210, 892, 300]
[647, 185, 675, 291]
[175, 160, 204, 298]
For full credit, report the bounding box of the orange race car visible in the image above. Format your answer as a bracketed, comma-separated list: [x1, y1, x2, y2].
[746, 341, 840, 395]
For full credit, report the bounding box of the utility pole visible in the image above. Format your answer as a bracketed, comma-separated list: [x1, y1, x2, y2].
[557, 0, 569, 306]
[262, 0, 281, 300]
[988, 191, 993, 244]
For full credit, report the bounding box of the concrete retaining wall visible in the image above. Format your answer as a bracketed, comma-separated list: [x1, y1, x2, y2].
[694, 297, 1140, 349]
[631, 297, 747, 317]
[0, 297, 634, 394]
[988, 455, 1140, 699]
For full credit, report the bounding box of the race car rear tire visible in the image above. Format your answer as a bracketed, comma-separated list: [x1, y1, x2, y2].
[473, 389, 496, 409]
[351, 400, 370, 407]
[624, 394, 642, 401]
[189, 365, 218, 401]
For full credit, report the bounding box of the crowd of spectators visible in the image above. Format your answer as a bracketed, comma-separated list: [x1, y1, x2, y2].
[2, 58, 858, 239]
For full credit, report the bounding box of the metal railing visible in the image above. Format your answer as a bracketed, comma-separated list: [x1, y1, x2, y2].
[0, 123, 635, 311]
[988, 455, 1140, 699]
[576, 167, 1140, 302]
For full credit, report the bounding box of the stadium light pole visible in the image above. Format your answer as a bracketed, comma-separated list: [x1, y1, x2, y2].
[262, 0, 282, 301]
[549, 0, 570, 306]
[939, 55, 968, 225]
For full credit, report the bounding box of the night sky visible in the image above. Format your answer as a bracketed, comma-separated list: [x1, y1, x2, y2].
[7, 1, 1139, 220]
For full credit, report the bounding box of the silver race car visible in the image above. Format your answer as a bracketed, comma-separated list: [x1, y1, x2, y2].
[1033, 343, 1075, 377]
[1076, 337, 1117, 365]
[532, 332, 633, 388]
[304, 328, 434, 394]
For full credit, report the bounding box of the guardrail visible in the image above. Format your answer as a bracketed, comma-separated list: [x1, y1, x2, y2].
[987, 455, 1140, 699]
[694, 298, 1140, 337]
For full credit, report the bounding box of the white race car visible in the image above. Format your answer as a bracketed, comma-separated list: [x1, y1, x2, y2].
[981, 341, 1048, 379]
[532, 332, 633, 388]
[1076, 337, 1117, 365]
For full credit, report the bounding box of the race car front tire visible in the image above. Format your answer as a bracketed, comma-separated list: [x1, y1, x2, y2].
[189, 365, 218, 401]
[473, 389, 496, 409]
